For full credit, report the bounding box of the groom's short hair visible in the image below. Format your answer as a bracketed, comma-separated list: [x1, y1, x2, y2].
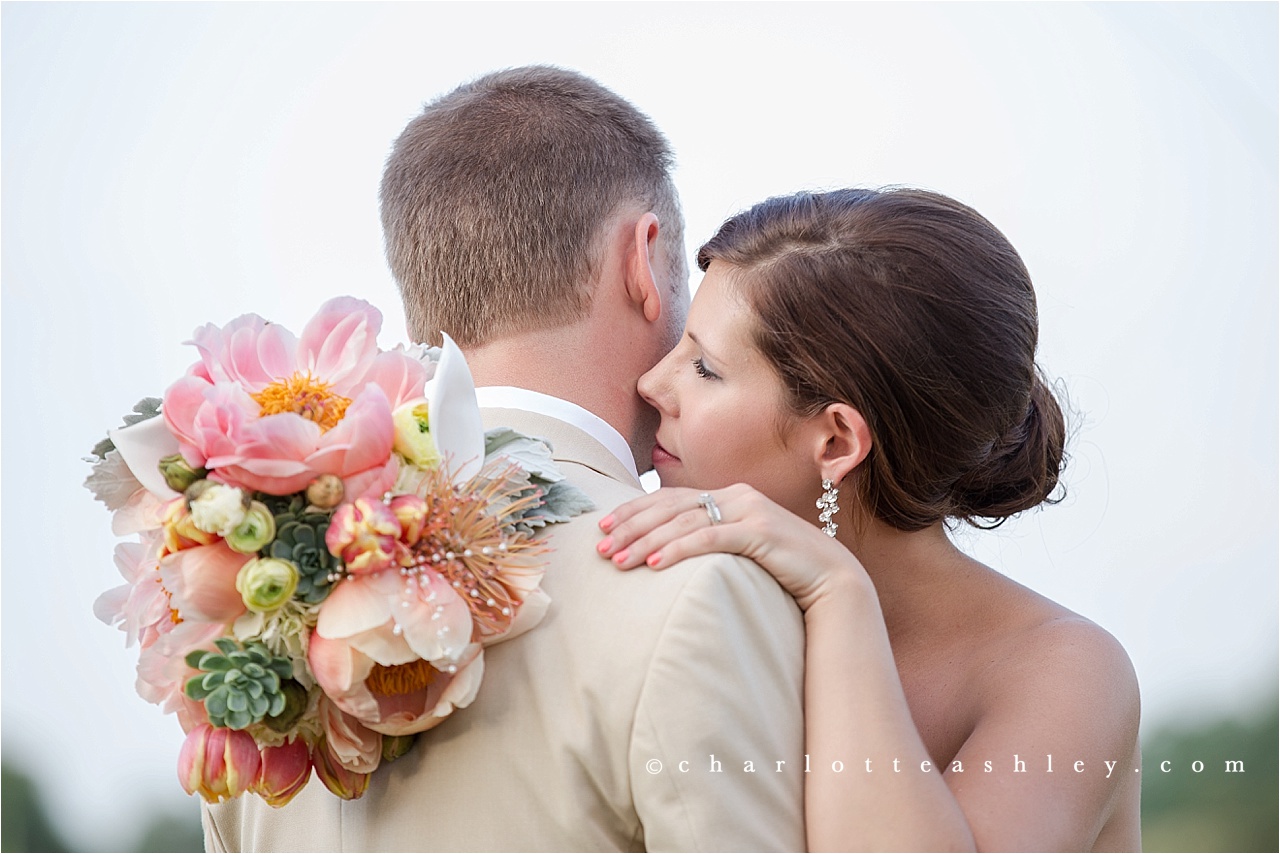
[381, 66, 684, 347]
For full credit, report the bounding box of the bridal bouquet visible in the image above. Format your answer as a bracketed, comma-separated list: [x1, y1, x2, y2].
[86, 297, 591, 806]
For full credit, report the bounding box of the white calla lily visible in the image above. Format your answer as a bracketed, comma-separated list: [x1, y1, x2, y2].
[425, 332, 485, 484]
[109, 415, 181, 499]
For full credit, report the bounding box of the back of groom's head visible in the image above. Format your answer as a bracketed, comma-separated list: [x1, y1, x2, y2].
[381, 65, 684, 347]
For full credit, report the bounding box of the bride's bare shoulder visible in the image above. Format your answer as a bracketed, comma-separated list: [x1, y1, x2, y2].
[962, 567, 1140, 739]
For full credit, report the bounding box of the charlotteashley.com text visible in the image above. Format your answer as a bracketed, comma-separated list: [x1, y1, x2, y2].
[642, 754, 1249, 779]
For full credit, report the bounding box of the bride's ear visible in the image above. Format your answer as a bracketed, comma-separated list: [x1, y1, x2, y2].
[813, 402, 872, 484]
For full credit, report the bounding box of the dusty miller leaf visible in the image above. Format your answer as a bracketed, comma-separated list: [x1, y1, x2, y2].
[84, 450, 144, 511]
[537, 479, 596, 523]
[484, 429, 564, 482]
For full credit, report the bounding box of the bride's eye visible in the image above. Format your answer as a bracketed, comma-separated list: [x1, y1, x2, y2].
[691, 358, 720, 380]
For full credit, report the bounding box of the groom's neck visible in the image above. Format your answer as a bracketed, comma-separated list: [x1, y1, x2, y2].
[463, 324, 645, 447]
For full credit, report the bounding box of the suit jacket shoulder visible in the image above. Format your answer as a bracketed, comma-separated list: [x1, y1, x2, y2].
[205, 409, 805, 852]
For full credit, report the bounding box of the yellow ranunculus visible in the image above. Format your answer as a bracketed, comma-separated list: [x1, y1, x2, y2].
[392, 402, 441, 468]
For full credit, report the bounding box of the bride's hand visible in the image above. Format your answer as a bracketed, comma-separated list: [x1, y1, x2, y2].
[596, 484, 869, 612]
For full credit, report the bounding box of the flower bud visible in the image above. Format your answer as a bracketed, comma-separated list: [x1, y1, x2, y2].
[163, 498, 218, 554]
[225, 501, 276, 554]
[380, 733, 417, 763]
[392, 401, 441, 468]
[263, 679, 309, 734]
[235, 558, 299, 612]
[178, 723, 261, 803]
[312, 738, 371, 800]
[159, 454, 207, 493]
[190, 483, 249, 537]
[388, 495, 429, 547]
[325, 498, 403, 575]
[254, 738, 312, 808]
[305, 474, 345, 509]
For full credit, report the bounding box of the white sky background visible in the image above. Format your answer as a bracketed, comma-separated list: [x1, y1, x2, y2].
[2, 2, 1276, 848]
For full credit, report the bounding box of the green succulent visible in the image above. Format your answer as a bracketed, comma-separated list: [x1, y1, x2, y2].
[263, 494, 339, 604]
[263, 679, 309, 734]
[184, 638, 293, 730]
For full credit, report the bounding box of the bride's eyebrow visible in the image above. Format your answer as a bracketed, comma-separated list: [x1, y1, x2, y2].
[685, 331, 724, 365]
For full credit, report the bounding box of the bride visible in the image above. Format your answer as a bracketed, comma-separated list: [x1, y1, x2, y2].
[596, 188, 1141, 851]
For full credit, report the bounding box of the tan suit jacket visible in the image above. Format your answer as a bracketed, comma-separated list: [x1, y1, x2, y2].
[204, 408, 806, 852]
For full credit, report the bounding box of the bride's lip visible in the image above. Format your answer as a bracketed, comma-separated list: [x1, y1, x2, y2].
[652, 440, 680, 467]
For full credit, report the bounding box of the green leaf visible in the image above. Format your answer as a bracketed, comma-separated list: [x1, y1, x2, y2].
[214, 637, 238, 657]
[225, 709, 252, 731]
[184, 676, 211, 701]
[185, 649, 209, 669]
[268, 693, 287, 717]
[226, 692, 248, 713]
[206, 691, 229, 717]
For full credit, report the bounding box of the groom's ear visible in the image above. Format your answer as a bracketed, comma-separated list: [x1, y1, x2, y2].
[815, 403, 872, 485]
[624, 212, 663, 323]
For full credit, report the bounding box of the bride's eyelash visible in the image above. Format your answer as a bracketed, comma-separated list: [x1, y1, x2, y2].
[691, 358, 720, 380]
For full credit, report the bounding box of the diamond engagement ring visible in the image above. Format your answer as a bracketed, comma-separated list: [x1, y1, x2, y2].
[697, 492, 722, 525]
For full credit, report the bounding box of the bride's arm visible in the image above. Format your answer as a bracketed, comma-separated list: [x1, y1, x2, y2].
[798, 571, 977, 851]
[598, 485, 1139, 852]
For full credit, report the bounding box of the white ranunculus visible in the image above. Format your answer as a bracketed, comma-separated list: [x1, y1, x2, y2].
[189, 483, 248, 537]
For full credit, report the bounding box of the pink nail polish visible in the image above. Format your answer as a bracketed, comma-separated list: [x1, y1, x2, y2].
[597, 536, 613, 554]
[646, 552, 662, 568]
[599, 514, 615, 532]
[612, 549, 630, 565]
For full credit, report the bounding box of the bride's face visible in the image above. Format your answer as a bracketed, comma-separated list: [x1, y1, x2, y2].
[638, 263, 818, 516]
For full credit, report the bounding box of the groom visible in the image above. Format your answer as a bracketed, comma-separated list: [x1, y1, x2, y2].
[204, 66, 805, 852]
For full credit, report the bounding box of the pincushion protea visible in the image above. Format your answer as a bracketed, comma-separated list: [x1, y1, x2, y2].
[309, 461, 549, 736]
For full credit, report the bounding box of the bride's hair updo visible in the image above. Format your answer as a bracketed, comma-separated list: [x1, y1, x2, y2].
[697, 188, 1066, 531]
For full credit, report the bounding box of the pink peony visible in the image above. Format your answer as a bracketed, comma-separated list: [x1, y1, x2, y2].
[162, 297, 429, 496]
[94, 534, 170, 649]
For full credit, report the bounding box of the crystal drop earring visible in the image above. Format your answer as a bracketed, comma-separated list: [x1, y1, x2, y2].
[817, 478, 840, 537]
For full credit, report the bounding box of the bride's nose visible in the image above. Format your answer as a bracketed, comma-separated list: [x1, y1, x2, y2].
[638, 353, 675, 415]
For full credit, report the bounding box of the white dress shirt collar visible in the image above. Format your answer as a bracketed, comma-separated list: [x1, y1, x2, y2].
[473, 386, 639, 481]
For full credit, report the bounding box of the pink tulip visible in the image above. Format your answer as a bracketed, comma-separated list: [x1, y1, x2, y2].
[162, 298, 430, 496]
[388, 494, 428, 546]
[254, 739, 312, 808]
[178, 724, 261, 803]
[325, 498, 404, 575]
[157, 541, 250, 624]
[311, 738, 371, 800]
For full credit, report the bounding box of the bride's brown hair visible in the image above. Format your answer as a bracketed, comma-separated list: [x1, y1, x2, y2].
[697, 188, 1066, 531]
